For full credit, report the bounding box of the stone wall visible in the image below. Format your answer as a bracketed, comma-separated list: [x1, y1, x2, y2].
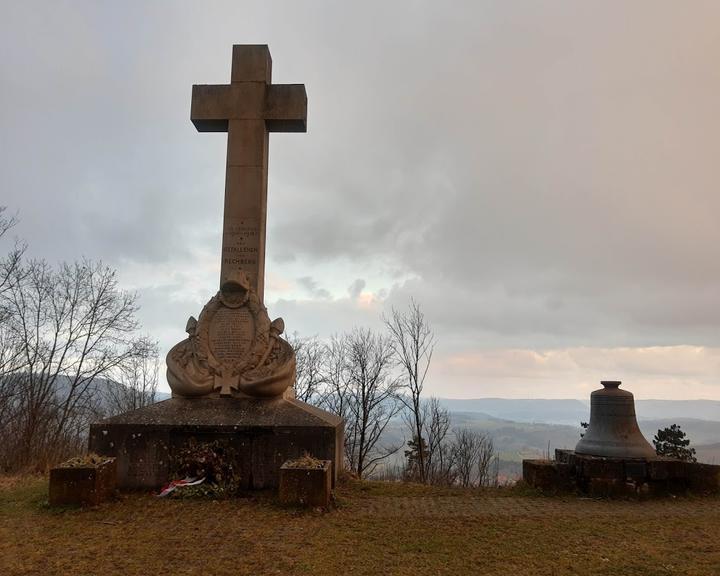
[523, 450, 720, 497]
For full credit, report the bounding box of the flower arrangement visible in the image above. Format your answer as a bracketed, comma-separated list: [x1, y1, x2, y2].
[169, 439, 242, 498]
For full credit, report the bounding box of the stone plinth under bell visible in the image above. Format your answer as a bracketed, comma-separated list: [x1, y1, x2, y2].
[89, 397, 343, 490]
[523, 450, 720, 496]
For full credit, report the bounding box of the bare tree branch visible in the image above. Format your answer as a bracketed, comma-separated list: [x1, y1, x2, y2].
[320, 328, 402, 479]
[287, 333, 325, 404]
[384, 298, 435, 482]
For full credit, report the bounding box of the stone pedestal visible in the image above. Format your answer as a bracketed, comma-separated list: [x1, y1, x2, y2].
[279, 459, 332, 508]
[523, 450, 720, 496]
[522, 459, 574, 493]
[89, 397, 343, 490]
[49, 458, 117, 506]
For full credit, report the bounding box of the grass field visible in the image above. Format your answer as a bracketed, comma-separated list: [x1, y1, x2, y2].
[2, 475, 720, 575]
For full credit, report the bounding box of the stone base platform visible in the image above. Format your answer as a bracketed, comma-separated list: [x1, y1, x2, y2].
[523, 449, 720, 497]
[89, 397, 344, 491]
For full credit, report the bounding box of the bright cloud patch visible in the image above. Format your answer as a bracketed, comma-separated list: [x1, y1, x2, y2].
[430, 346, 720, 400]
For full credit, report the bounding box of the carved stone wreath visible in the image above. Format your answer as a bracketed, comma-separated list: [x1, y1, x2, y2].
[166, 276, 295, 399]
[196, 292, 268, 381]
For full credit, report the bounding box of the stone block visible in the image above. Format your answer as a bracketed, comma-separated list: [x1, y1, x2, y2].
[576, 454, 625, 479]
[647, 458, 685, 480]
[265, 84, 308, 132]
[623, 460, 647, 481]
[685, 462, 720, 493]
[647, 458, 669, 480]
[279, 459, 332, 508]
[645, 460, 719, 493]
[89, 397, 343, 491]
[554, 449, 574, 464]
[588, 478, 638, 498]
[522, 459, 573, 492]
[227, 119, 267, 167]
[224, 166, 265, 214]
[49, 458, 116, 506]
[231, 44, 272, 83]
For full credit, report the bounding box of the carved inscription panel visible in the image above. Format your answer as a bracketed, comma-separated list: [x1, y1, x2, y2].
[208, 306, 255, 363]
[221, 217, 260, 288]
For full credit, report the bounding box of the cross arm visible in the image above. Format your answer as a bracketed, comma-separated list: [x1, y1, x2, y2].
[191, 83, 306, 133]
[264, 84, 307, 133]
[191, 85, 234, 132]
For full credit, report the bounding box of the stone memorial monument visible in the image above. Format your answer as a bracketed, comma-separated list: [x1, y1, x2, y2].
[89, 45, 343, 490]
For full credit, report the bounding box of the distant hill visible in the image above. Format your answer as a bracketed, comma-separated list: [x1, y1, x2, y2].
[695, 443, 720, 465]
[438, 398, 588, 425]
[437, 397, 720, 426]
[1, 373, 172, 413]
[635, 400, 720, 422]
[638, 418, 720, 446]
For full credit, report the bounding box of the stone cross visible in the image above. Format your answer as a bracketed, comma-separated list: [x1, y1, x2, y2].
[191, 45, 307, 301]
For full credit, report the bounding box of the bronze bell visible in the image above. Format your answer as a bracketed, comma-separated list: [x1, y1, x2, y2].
[575, 381, 656, 459]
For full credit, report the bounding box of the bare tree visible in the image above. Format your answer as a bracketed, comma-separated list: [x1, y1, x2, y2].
[424, 397, 454, 485]
[450, 428, 497, 488]
[287, 333, 325, 404]
[403, 397, 453, 483]
[318, 334, 351, 421]
[476, 436, 497, 487]
[385, 299, 434, 482]
[0, 258, 154, 470]
[0, 206, 25, 298]
[0, 208, 27, 454]
[0, 331, 24, 442]
[451, 428, 480, 487]
[104, 339, 160, 413]
[0, 207, 14, 238]
[342, 328, 402, 479]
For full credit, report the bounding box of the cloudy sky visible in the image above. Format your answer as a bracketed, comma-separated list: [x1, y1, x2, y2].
[2, 1, 719, 399]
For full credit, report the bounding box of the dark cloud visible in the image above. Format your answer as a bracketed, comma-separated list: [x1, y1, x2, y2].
[296, 276, 331, 300]
[347, 278, 366, 300]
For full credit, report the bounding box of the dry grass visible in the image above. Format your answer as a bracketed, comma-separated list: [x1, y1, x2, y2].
[2, 475, 720, 575]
